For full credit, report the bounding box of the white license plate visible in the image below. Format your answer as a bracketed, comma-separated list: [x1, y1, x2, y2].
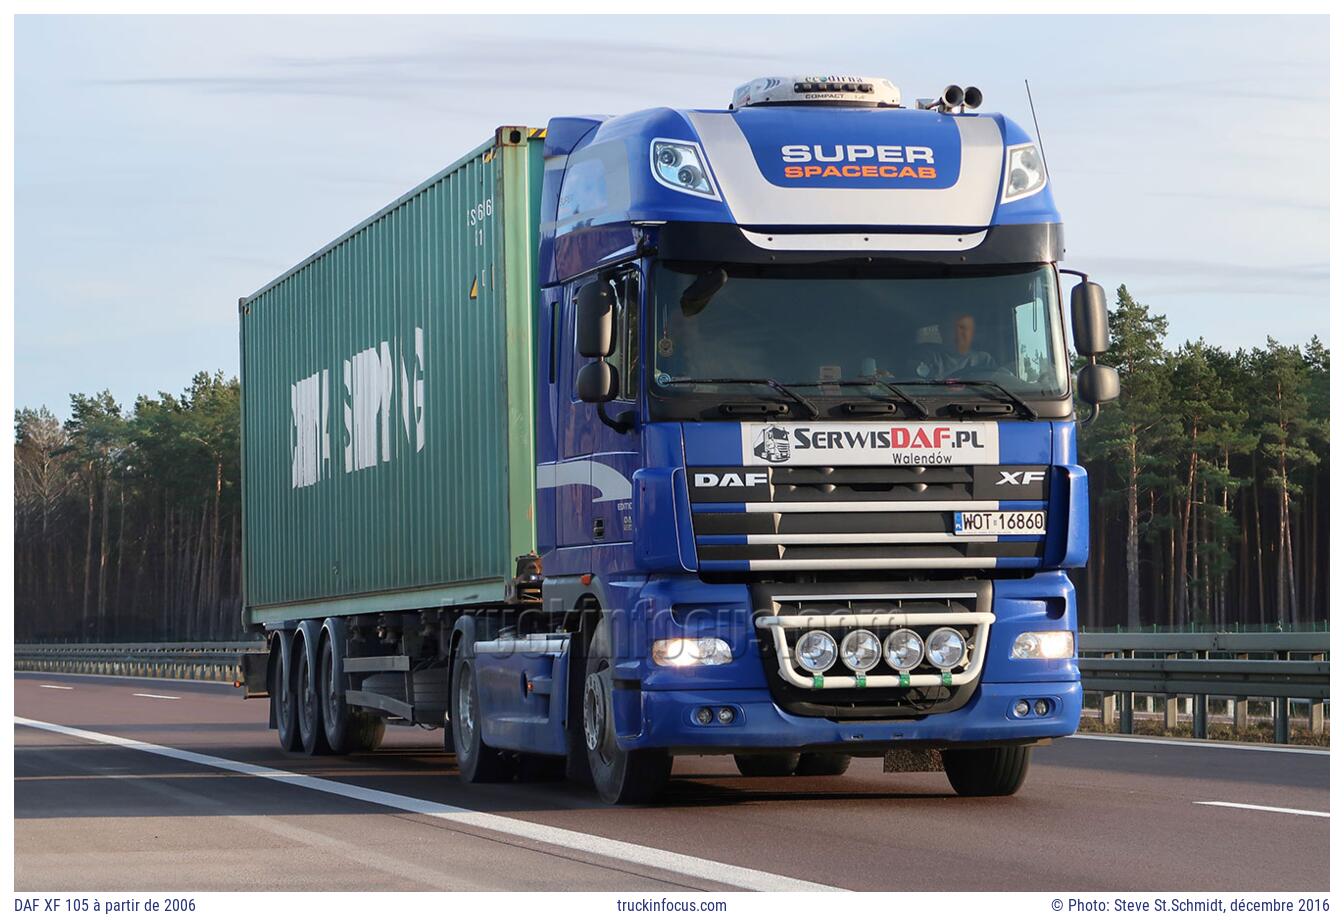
[954, 510, 1046, 535]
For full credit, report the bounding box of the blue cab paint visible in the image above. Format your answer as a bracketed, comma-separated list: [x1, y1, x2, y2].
[514, 77, 1100, 787]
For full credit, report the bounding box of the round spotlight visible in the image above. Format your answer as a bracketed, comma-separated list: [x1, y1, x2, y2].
[795, 630, 838, 673]
[883, 628, 924, 671]
[677, 164, 704, 188]
[1035, 699, 1050, 717]
[694, 707, 714, 726]
[657, 146, 681, 168]
[840, 629, 881, 673]
[925, 628, 967, 670]
[717, 706, 736, 725]
[1014, 700, 1031, 718]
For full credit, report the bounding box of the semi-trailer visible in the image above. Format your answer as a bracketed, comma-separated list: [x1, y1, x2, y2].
[239, 75, 1120, 803]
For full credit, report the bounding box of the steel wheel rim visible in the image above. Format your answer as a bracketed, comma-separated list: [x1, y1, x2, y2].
[457, 664, 476, 747]
[321, 646, 339, 728]
[582, 667, 616, 765]
[298, 653, 316, 736]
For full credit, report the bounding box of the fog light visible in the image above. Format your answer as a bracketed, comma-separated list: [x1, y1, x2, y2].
[795, 630, 838, 673]
[1014, 700, 1030, 718]
[1035, 699, 1050, 717]
[717, 706, 736, 724]
[653, 637, 732, 667]
[925, 627, 967, 669]
[839, 629, 881, 673]
[883, 628, 924, 671]
[694, 707, 714, 726]
[1011, 631, 1074, 659]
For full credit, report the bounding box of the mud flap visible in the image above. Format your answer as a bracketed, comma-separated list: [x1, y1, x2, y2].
[239, 652, 270, 699]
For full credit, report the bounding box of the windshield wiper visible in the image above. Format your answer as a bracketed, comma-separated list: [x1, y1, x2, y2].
[892, 378, 1038, 420]
[799, 378, 931, 418]
[659, 377, 821, 419]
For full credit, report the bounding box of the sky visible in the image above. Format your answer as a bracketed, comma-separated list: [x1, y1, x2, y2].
[14, 14, 1330, 417]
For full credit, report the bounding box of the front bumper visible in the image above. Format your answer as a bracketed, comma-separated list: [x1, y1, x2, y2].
[619, 678, 1082, 754]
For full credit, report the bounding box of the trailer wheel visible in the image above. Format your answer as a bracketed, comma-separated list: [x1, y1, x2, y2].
[942, 745, 1031, 796]
[794, 753, 852, 776]
[583, 617, 671, 805]
[733, 753, 800, 777]
[449, 640, 510, 782]
[273, 640, 302, 753]
[319, 631, 382, 753]
[295, 636, 332, 755]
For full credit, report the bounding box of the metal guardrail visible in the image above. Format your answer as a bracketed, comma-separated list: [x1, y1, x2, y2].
[15, 642, 264, 683]
[1078, 631, 1329, 744]
[15, 632, 1331, 745]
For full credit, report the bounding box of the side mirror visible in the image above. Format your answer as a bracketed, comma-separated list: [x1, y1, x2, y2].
[576, 281, 614, 358]
[680, 266, 728, 317]
[576, 360, 617, 404]
[1078, 363, 1120, 407]
[1071, 281, 1110, 357]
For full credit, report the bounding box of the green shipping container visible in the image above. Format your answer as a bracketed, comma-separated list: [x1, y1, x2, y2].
[239, 127, 545, 627]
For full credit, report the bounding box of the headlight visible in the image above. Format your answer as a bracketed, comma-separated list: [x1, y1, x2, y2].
[651, 139, 719, 198]
[839, 629, 881, 673]
[925, 627, 968, 669]
[1011, 630, 1074, 659]
[794, 630, 837, 673]
[651, 637, 732, 667]
[883, 628, 924, 671]
[1001, 142, 1046, 202]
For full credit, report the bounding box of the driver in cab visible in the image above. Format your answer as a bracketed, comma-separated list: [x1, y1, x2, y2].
[914, 312, 996, 380]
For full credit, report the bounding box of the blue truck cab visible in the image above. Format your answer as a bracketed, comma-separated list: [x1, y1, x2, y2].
[497, 76, 1121, 803]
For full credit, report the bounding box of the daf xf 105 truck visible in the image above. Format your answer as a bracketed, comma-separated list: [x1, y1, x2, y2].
[239, 75, 1120, 804]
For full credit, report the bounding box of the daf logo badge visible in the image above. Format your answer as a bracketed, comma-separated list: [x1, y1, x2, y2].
[753, 425, 792, 463]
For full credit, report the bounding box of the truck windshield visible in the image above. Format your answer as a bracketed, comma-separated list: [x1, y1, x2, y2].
[649, 262, 1070, 415]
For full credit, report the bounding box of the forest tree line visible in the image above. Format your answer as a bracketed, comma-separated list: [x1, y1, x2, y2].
[11, 287, 1331, 641]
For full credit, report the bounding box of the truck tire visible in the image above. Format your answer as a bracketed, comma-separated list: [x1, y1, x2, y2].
[319, 632, 384, 753]
[734, 753, 801, 777]
[295, 636, 332, 755]
[273, 641, 302, 753]
[583, 617, 671, 805]
[942, 745, 1031, 796]
[794, 753, 852, 776]
[449, 639, 511, 783]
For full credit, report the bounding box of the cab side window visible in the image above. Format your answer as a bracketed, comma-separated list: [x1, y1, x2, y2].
[607, 269, 640, 401]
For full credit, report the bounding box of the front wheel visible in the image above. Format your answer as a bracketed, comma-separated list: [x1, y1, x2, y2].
[583, 617, 671, 804]
[942, 745, 1031, 796]
[449, 638, 511, 783]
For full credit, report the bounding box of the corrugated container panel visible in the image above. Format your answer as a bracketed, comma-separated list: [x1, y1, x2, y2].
[240, 128, 544, 624]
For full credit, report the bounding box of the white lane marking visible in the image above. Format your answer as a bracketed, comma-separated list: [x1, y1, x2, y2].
[1196, 801, 1329, 818]
[132, 693, 181, 700]
[14, 716, 840, 892]
[39, 685, 74, 691]
[1070, 732, 1329, 755]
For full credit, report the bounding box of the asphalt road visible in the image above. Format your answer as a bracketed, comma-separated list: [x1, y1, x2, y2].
[14, 672, 1330, 892]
